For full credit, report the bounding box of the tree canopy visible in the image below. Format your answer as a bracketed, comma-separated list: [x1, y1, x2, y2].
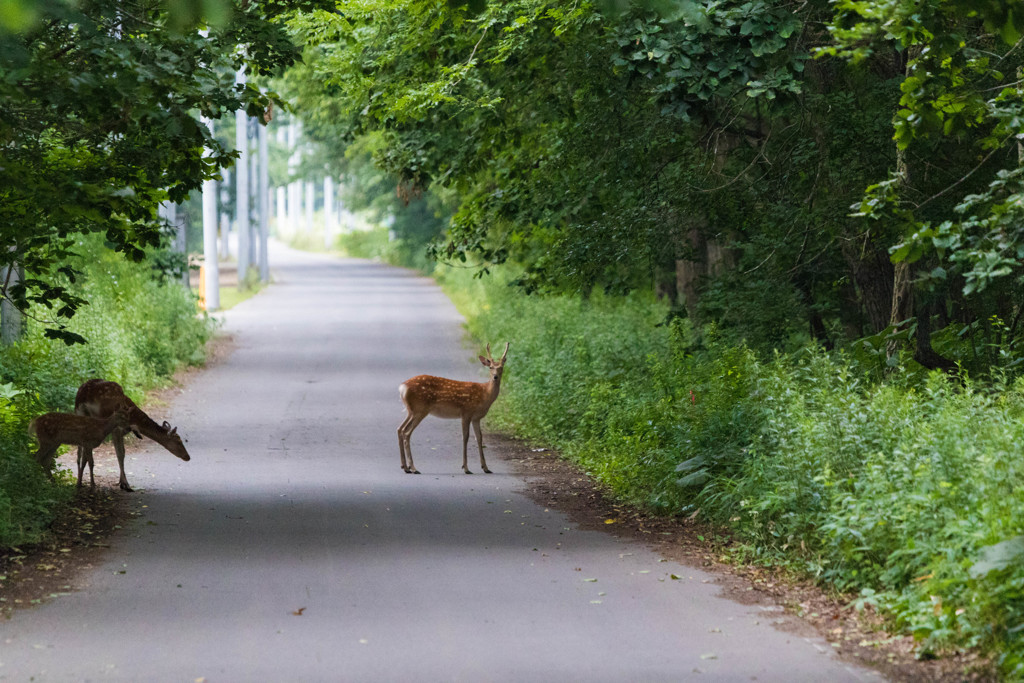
[285, 0, 1024, 372]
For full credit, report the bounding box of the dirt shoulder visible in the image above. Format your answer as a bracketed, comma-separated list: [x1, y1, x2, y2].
[0, 333, 235, 617]
[489, 433, 997, 683]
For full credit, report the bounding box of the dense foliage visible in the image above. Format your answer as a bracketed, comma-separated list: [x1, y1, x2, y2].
[0, 237, 213, 548]
[288, 0, 1024, 368]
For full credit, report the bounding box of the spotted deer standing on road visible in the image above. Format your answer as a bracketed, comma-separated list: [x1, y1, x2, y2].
[398, 343, 509, 474]
[30, 408, 131, 482]
[75, 379, 191, 491]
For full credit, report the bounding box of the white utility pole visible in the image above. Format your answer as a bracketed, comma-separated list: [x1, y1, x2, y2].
[235, 69, 251, 287]
[160, 201, 188, 287]
[304, 180, 315, 234]
[219, 167, 231, 260]
[287, 119, 301, 236]
[323, 176, 335, 249]
[276, 186, 286, 234]
[258, 115, 270, 282]
[201, 115, 220, 311]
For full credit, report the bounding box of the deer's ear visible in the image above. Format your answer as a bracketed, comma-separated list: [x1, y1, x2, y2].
[479, 355, 490, 366]
[169, 427, 178, 436]
[162, 420, 171, 430]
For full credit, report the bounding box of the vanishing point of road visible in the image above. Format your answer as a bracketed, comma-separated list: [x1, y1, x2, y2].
[0, 243, 884, 682]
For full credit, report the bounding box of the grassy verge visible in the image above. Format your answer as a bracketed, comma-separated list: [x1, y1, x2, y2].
[0, 238, 214, 549]
[218, 279, 265, 311]
[438, 264, 1024, 678]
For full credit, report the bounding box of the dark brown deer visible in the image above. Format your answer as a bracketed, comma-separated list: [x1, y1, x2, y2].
[397, 343, 509, 474]
[75, 379, 190, 491]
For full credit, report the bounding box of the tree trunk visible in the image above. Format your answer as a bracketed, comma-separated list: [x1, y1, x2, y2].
[887, 260, 914, 356]
[675, 228, 707, 323]
[914, 300, 956, 372]
[842, 241, 894, 334]
[1, 263, 24, 345]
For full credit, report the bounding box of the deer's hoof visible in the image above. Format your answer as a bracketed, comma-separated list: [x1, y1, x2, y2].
[120, 483, 134, 492]
[483, 468, 493, 474]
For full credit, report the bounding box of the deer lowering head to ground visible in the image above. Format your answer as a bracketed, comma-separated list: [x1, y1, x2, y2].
[75, 379, 190, 491]
[30, 408, 131, 480]
[398, 342, 509, 475]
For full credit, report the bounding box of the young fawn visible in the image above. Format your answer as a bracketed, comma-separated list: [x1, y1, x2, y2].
[398, 342, 509, 474]
[30, 408, 131, 483]
[75, 379, 190, 491]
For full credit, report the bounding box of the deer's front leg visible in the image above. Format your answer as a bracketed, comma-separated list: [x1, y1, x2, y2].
[472, 419, 492, 474]
[461, 416, 473, 474]
[112, 429, 133, 492]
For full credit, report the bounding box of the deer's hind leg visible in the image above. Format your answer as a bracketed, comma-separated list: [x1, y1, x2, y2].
[33, 444, 58, 472]
[398, 413, 425, 474]
[76, 446, 95, 487]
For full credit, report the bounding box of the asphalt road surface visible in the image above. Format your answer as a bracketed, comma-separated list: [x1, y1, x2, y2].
[0, 243, 885, 682]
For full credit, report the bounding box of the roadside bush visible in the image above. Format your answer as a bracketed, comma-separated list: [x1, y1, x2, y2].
[0, 237, 213, 548]
[441, 263, 1024, 675]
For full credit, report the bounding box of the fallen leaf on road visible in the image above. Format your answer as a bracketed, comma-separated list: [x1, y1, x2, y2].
[292, 607, 306, 616]
[604, 519, 616, 524]
[670, 574, 682, 580]
[700, 653, 717, 660]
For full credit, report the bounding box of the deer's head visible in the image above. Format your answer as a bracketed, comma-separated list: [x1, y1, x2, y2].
[160, 421, 191, 461]
[479, 342, 510, 383]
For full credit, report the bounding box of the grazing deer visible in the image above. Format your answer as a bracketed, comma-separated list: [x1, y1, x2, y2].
[398, 342, 509, 474]
[75, 379, 191, 491]
[30, 408, 131, 480]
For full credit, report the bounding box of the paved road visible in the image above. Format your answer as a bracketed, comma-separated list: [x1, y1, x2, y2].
[0, 244, 883, 682]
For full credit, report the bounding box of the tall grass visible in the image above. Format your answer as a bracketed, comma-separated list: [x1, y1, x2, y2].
[0, 238, 213, 548]
[439, 264, 1024, 677]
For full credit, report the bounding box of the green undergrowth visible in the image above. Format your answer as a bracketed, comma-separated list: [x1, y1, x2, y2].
[438, 264, 1024, 678]
[0, 238, 213, 549]
[333, 226, 435, 273]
